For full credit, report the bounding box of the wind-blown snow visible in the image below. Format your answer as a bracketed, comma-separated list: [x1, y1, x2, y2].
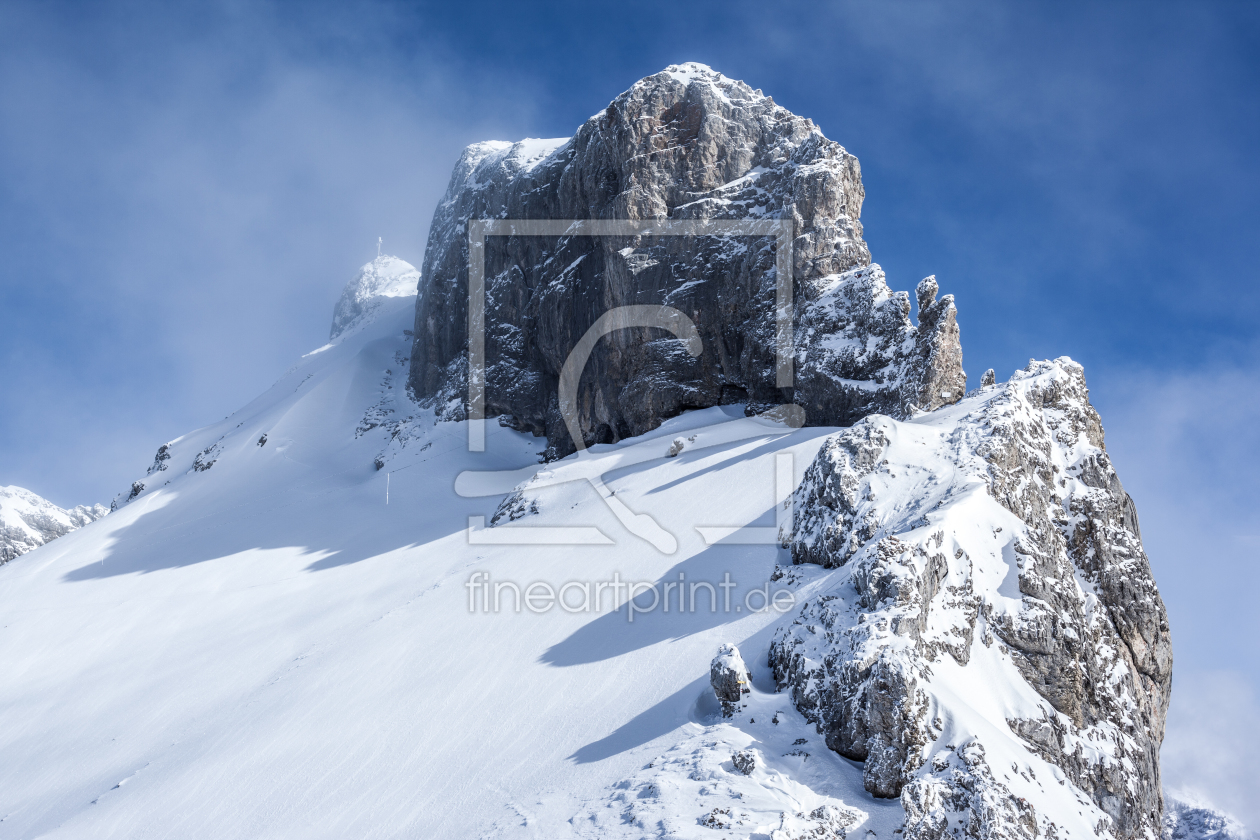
[328, 254, 420, 341]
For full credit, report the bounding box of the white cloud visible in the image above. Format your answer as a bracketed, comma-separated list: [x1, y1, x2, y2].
[1092, 361, 1260, 830]
[1162, 670, 1260, 828]
[0, 2, 545, 504]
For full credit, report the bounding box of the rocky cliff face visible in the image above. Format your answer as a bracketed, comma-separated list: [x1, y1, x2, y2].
[770, 359, 1172, 840]
[0, 485, 107, 564]
[409, 63, 964, 457]
[406, 63, 1172, 839]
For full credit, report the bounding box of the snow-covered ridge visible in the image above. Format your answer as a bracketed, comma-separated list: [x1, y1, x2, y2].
[453, 137, 571, 194]
[648, 61, 786, 112]
[112, 256, 422, 512]
[772, 358, 1171, 839]
[0, 485, 106, 565]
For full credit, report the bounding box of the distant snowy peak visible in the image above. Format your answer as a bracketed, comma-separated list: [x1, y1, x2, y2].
[329, 255, 420, 340]
[0, 485, 107, 565]
[1164, 792, 1257, 840]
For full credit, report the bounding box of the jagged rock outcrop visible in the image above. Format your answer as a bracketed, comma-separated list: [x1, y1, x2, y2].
[770, 359, 1171, 840]
[330, 255, 420, 341]
[711, 642, 750, 717]
[0, 485, 107, 564]
[731, 749, 757, 776]
[409, 63, 964, 457]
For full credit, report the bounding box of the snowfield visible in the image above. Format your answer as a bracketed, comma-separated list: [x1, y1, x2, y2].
[0, 276, 872, 839]
[0, 260, 1246, 840]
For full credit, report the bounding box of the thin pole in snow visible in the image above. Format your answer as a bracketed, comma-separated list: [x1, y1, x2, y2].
[386, 471, 390, 505]
[377, 237, 382, 258]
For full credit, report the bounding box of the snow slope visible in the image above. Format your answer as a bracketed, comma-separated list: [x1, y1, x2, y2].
[0, 261, 1242, 839]
[0, 274, 868, 839]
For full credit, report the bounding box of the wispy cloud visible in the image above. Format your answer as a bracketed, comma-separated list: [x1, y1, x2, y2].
[0, 1, 542, 505]
[1162, 670, 1260, 827]
[1092, 359, 1260, 826]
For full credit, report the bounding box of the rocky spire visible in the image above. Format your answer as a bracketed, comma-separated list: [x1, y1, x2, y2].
[408, 63, 965, 457]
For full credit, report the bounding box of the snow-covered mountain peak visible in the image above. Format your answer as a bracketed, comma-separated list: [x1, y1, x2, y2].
[1163, 791, 1258, 840]
[411, 64, 957, 460]
[328, 254, 419, 340]
[639, 62, 778, 108]
[0, 485, 107, 564]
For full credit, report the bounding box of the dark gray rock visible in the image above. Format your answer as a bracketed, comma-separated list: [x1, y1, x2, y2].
[710, 642, 749, 718]
[147, 443, 171, 474]
[409, 63, 964, 458]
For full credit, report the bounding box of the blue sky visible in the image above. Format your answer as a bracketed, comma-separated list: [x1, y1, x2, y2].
[2, 0, 1258, 820]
